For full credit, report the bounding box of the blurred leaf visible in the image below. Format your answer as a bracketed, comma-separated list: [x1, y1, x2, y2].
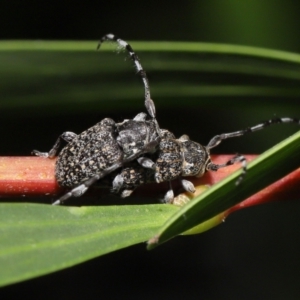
[0, 203, 178, 287]
[1, 41, 300, 115]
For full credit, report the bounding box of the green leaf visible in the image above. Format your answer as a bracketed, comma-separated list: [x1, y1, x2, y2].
[148, 130, 300, 248]
[0, 203, 178, 287]
[1, 41, 300, 116]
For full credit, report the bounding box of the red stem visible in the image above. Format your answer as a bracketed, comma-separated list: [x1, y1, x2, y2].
[0, 157, 60, 195]
[0, 156, 298, 214]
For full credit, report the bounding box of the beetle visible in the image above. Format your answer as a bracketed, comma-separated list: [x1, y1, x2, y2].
[33, 33, 300, 205]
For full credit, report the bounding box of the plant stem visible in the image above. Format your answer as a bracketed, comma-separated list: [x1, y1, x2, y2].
[0, 157, 60, 196]
[0, 156, 298, 212]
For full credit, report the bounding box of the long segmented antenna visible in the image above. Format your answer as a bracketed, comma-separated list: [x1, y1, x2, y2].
[205, 117, 300, 185]
[206, 117, 300, 150]
[97, 33, 156, 118]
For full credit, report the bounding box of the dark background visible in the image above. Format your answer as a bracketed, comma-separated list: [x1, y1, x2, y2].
[2, 0, 300, 51]
[1, 1, 300, 299]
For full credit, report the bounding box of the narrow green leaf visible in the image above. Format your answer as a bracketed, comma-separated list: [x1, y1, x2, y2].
[1, 41, 300, 115]
[148, 130, 300, 248]
[0, 203, 178, 287]
[1, 41, 300, 64]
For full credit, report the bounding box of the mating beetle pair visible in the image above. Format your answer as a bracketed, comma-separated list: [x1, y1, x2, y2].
[33, 34, 300, 205]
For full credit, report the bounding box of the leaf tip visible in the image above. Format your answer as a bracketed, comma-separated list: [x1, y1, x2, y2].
[147, 234, 160, 250]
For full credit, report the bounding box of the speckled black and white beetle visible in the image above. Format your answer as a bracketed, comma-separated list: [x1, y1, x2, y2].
[33, 34, 300, 205]
[33, 33, 162, 205]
